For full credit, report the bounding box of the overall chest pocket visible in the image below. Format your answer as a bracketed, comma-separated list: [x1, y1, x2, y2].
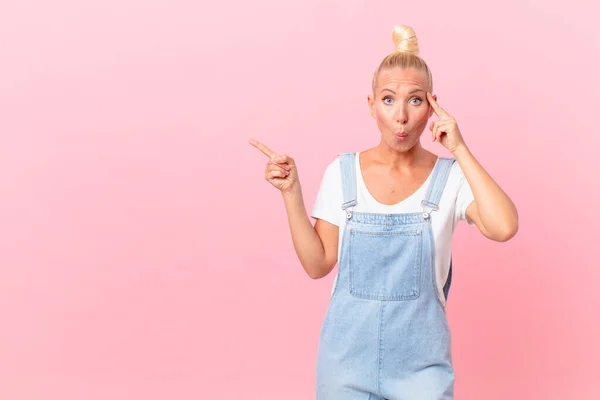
[348, 227, 423, 301]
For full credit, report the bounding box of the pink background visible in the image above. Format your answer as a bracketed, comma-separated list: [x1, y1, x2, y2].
[1, 0, 598, 399]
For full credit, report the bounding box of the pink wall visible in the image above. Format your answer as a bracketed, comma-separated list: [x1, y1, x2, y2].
[1, 0, 598, 398]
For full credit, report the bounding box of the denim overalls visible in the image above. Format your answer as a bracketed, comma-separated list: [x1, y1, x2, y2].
[316, 152, 456, 400]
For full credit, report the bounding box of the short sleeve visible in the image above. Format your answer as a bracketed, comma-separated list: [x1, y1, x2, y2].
[311, 157, 343, 227]
[454, 164, 476, 226]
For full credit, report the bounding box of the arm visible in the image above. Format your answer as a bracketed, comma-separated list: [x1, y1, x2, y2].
[281, 185, 339, 279]
[454, 146, 519, 242]
[249, 138, 338, 279]
[426, 92, 519, 242]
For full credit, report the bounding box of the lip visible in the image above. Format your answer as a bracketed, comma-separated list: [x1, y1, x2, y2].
[394, 132, 409, 140]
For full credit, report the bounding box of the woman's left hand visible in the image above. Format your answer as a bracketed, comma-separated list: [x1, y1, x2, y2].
[427, 92, 466, 154]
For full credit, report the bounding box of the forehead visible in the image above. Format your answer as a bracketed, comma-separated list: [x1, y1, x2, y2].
[375, 67, 429, 92]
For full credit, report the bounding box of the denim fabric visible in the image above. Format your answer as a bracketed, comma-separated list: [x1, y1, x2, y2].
[316, 153, 456, 400]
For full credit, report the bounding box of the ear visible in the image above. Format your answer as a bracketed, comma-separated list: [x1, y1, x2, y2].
[367, 93, 375, 119]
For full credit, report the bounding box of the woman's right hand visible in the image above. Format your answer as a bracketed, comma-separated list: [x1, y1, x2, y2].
[249, 139, 299, 194]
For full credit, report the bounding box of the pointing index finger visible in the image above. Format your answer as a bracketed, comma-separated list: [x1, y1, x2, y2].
[249, 139, 276, 159]
[427, 92, 448, 118]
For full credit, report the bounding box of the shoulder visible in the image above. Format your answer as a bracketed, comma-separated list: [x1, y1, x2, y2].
[312, 154, 346, 213]
[321, 151, 357, 176]
[435, 157, 470, 200]
[444, 158, 475, 208]
[323, 154, 342, 175]
[445, 157, 467, 183]
[315, 154, 344, 190]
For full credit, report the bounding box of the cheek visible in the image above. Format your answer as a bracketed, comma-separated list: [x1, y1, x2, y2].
[413, 108, 430, 125]
[375, 105, 392, 122]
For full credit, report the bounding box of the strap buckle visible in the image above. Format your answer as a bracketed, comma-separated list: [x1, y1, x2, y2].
[421, 200, 439, 219]
[342, 200, 356, 220]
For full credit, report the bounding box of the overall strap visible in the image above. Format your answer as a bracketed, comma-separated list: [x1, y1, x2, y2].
[339, 152, 357, 216]
[422, 157, 456, 302]
[421, 157, 455, 218]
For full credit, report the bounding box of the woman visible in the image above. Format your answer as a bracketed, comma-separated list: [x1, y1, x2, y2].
[250, 24, 518, 400]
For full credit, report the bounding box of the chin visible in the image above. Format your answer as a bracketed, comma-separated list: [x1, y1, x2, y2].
[386, 138, 418, 152]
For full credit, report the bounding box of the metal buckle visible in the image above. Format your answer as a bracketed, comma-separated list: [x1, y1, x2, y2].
[342, 202, 354, 220]
[421, 200, 438, 220]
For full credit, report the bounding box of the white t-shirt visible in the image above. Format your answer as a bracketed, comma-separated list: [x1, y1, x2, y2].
[310, 152, 475, 307]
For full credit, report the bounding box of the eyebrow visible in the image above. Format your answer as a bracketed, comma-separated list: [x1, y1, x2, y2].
[380, 88, 425, 95]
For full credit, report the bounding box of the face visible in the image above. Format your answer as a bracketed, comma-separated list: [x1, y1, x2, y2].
[368, 67, 435, 153]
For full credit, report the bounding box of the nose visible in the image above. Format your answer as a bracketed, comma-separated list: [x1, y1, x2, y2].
[396, 105, 408, 123]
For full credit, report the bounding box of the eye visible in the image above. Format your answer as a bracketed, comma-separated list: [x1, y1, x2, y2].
[410, 97, 423, 105]
[383, 96, 394, 105]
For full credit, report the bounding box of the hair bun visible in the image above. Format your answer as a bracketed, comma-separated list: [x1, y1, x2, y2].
[392, 25, 419, 56]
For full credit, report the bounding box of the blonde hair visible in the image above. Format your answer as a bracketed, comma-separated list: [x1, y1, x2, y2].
[371, 25, 433, 93]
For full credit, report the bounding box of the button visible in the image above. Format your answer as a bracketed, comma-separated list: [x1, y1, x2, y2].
[423, 212, 430, 219]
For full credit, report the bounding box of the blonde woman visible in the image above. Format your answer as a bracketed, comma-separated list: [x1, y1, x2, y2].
[250, 24, 518, 400]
